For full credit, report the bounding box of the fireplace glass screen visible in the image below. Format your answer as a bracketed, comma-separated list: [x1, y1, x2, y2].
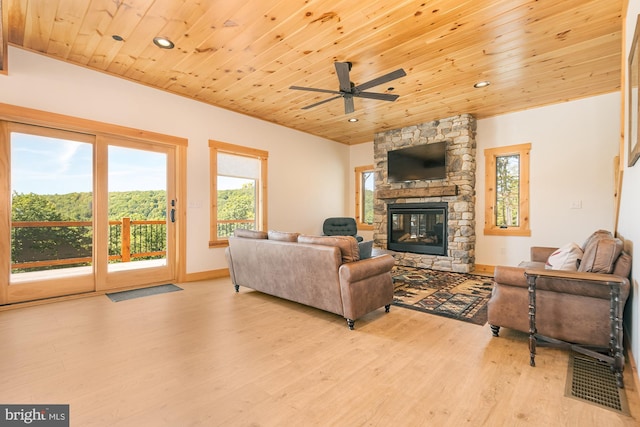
[387, 203, 447, 255]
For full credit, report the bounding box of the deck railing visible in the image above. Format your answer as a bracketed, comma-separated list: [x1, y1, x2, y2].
[12, 217, 257, 272]
[216, 219, 256, 237]
[11, 218, 166, 272]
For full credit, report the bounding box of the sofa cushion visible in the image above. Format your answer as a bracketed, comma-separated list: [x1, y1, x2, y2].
[578, 233, 623, 274]
[234, 229, 268, 239]
[613, 251, 632, 278]
[298, 235, 360, 263]
[268, 230, 299, 242]
[518, 261, 546, 270]
[580, 229, 612, 252]
[545, 242, 583, 271]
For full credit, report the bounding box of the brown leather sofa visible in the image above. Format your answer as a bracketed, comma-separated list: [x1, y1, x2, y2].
[225, 229, 395, 329]
[488, 230, 631, 348]
[487, 230, 631, 347]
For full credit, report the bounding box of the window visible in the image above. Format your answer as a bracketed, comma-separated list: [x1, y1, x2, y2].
[209, 140, 268, 247]
[355, 165, 374, 230]
[484, 143, 531, 236]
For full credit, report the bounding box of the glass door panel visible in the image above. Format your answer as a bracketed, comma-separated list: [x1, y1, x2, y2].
[7, 125, 95, 302]
[11, 132, 94, 276]
[107, 145, 168, 271]
[103, 142, 174, 289]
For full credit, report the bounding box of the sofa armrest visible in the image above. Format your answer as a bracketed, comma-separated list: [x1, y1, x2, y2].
[495, 263, 630, 299]
[524, 268, 630, 300]
[530, 246, 558, 263]
[493, 265, 527, 288]
[338, 254, 396, 321]
[339, 254, 395, 283]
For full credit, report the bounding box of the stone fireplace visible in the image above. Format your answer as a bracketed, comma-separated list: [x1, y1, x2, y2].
[373, 114, 476, 273]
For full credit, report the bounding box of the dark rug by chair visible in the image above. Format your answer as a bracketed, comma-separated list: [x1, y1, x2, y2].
[392, 266, 493, 325]
[106, 284, 183, 302]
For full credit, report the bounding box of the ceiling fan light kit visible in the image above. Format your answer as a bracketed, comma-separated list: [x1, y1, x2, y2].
[290, 62, 406, 115]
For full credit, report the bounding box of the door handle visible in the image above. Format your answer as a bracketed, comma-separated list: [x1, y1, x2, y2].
[170, 199, 176, 223]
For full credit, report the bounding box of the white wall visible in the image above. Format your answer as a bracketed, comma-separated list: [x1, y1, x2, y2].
[0, 47, 349, 274]
[618, 1, 640, 373]
[475, 93, 620, 267]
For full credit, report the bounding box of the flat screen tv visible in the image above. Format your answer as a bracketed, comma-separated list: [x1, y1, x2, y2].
[387, 142, 447, 182]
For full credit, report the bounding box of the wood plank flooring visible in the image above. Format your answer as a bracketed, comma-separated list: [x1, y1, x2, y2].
[0, 277, 638, 426]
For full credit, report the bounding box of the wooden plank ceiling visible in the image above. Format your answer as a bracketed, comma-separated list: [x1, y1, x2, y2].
[4, 0, 622, 145]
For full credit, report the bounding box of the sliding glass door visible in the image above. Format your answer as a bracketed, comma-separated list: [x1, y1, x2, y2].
[0, 123, 177, 304]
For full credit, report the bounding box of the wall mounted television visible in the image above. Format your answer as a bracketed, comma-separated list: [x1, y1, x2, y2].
[387, 141, 447, 182]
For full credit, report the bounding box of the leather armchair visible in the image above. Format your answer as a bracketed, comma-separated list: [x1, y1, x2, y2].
[487, 230, 631, 386]
[322, 217, 364, 242]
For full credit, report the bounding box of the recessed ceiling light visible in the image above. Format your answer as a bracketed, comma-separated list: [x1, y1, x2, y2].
[473, 80, 490, 88]
[112, 35, 124, 42]
[153, 36, 175, 49]
[348, 118, 358, 122]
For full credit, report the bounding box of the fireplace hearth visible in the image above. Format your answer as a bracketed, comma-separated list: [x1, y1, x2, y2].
[388, 203, 447, 256]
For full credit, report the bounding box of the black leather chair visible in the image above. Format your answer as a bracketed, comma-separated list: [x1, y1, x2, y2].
[322, 217, 364, 242]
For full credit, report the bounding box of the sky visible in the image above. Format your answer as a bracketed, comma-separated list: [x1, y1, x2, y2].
[11, 132, 167, 195]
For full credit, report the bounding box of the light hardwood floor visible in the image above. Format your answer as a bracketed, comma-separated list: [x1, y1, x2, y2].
[0, 277, 638, 426]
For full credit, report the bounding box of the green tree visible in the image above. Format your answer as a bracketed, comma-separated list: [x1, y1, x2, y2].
[495, 155, 520, 227]
[218, 182, 255, 221]
[364, 189, 374, 224]
[11, 192, 92, 270]
[217, 182, 256, 236]
[11, 190, 171, 270]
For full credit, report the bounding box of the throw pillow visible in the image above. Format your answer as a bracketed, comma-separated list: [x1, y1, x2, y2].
[298, 235, 360, 263]
[267, 230, 300, 242]
[545, 242, 583, 271]
[580, 229, 613, 252]
[358, 240, 374, 260]
[578, 235, 623, 274]
[234, 229, 268, 239]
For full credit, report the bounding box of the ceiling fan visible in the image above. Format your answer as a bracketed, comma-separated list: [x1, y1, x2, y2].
[290, 62, 406, 114]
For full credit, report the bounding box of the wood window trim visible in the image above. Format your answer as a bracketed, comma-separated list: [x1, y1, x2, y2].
[484, 143, 531, 236]
[354, 164, 374, 231]
[0, 0, 7, 75]
[208, 140, 268, 248]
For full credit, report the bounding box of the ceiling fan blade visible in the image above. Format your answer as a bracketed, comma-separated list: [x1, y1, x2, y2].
[335, 62, 352, 93]
[344, 96, 355, 114]
[301, 95, 342, 110]
[354, 92, 399, 102]
[354, 68, 407, 92]
[290, 85, 342, 95]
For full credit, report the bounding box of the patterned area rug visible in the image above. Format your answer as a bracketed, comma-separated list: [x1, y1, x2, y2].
[392, 266, 493, 325]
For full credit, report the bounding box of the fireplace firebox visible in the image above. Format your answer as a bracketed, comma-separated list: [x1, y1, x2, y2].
[387, 203, 448, 256]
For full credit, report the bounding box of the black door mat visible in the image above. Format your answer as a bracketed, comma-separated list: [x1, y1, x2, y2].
[566, 353, 630, 415]
[106, 284, 182, 302]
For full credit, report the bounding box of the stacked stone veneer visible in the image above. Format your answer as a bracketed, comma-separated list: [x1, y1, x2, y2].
[373, 114, 477, 273]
